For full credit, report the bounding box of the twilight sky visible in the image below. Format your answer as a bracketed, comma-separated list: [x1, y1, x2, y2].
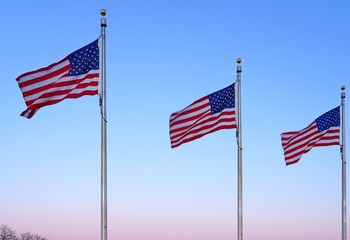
[1, 1, 350, 240]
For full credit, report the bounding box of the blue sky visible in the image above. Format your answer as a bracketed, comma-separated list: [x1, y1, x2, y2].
[1, 1, 350, 240]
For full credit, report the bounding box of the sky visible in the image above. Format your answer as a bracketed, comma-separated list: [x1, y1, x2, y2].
[1, 1, 350, 240]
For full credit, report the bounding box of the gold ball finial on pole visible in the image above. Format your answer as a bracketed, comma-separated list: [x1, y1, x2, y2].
[100, 9, 107, 27]
[236, 58, 242, 73]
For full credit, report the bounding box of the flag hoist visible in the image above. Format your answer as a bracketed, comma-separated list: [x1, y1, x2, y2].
[281, 86, 346, 240]
[341, 86, 347, 240]
[100, 9, 108, 240]
[169, 58, 243, 240]
[16, 9, 109, 240]
[236, 58, 243, 240]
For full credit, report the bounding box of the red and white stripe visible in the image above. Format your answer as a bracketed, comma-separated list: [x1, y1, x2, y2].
[281, 122, 340, 165]
[16, 58, 99, 119]
[169, 96, 236, 148]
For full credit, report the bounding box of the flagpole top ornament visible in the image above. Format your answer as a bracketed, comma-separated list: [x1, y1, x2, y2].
[236, 58, 242, 73]
[100, 9, 107, 27]
[341, 86, 346, 91]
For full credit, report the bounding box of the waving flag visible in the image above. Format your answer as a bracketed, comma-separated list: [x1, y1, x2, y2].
[16, 39, 100, 119]
[281, 106, 340, 166]
[169, 83, 236, 148]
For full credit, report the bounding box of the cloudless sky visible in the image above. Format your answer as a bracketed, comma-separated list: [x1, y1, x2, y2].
[1, 1, 350, 240]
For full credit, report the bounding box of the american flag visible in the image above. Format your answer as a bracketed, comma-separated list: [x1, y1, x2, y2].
[169, 83, 237, 148]
[281, 106, 340, 166]
[16, 39, 100, 119]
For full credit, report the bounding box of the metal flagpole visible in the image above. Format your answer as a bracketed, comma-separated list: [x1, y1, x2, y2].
[100, 9, 108, 240]
[341, 86, 347, 240]
[236, 58, 243, 240]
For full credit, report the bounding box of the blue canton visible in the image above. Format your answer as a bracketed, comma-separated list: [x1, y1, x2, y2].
[316, 106, 340, 132]
[68, 40, 99, 76]
[208, 84, 235, 114]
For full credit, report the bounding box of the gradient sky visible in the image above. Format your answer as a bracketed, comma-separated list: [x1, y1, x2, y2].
[1, 1, 350, 240]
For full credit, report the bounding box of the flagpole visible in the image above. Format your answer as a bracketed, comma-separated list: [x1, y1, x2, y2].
[100, 9, 108, 240]
[341, 86, 347, 240]
[236, 58, 243, 240]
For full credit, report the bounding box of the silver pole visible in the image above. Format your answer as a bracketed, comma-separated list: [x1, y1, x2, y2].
[341, 86, 347, 240]
[236, 58, 243, 240]
[100, 9, 108, 240]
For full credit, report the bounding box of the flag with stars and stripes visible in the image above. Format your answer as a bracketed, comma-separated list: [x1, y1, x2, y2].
[169, 83, 237, 148]
[281, 106, 340, 166]
[16, 39, 100, 119]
